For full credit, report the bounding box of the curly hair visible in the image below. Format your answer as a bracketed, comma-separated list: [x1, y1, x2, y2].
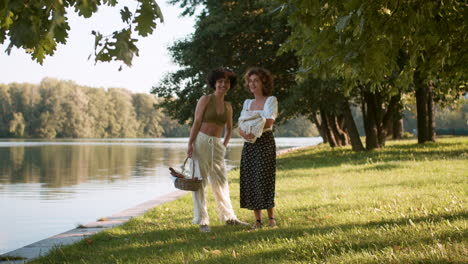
[206, 67, 237, 90]
[243, 67, 274, 96]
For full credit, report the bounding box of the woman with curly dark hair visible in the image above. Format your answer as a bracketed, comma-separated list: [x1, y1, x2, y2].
[238, 67, 278, 228]
[187, 67, 248, 232]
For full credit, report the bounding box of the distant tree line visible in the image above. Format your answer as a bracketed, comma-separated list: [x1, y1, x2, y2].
[0, 78, 318, 138]
[0, 78, 188, 138]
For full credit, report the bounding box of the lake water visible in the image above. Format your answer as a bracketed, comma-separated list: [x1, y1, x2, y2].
[0, 137, 322, 254]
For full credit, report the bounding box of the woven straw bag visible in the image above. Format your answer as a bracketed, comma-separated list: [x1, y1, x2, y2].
[169, 157, 202, 191]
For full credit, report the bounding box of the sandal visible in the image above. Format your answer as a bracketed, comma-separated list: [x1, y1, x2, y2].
[268, 217, 277, 227]
[251, 219, 263, 229]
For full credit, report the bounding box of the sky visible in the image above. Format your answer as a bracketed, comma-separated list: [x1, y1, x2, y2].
[0, 1, 196, 94]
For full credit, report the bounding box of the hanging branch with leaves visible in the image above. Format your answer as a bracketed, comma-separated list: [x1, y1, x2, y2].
[0, 0, 164, 67]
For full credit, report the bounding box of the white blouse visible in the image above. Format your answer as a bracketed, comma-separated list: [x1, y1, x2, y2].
[241, 96, 278, 132]
[238, 111, 266, 143]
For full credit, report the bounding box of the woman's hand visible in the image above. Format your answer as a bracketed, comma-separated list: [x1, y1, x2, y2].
[238, 128, 254, 140]
[187, 144, 193, 158]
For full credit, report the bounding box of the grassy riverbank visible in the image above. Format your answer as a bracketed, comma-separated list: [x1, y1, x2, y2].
[31, 137, 467, 263]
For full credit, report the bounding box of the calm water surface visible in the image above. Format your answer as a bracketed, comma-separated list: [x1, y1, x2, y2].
[0, 137, 322, 254]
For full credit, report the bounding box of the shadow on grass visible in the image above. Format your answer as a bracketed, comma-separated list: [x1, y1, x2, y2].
[35, 211, 467, 263]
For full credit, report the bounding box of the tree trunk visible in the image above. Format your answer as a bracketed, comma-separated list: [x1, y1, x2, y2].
[311, 113, 328, 143]
[343, 99, 364, 151]
[320, 110, 338, 147]
[380, 93, 401, 144]
[415, 70, 429, 143]
[393, 118, 404, 139]
[386, 119, 394, 140]
[427, 81, 436, 142]
[391, 99, 404, 140]
[337, 114, 350, 145]
[329, 113, 342, 146]
[329, 113, 347, 146]
[363, 91, 380, 150]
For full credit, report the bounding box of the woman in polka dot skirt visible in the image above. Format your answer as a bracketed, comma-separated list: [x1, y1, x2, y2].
[238, 67, 278, 228]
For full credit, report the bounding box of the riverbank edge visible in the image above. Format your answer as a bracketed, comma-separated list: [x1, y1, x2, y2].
[0, 191, 188, 264]
[0, 144, 319, 264]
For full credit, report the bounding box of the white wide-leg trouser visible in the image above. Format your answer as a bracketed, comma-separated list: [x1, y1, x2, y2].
[191, 132, 237, 225]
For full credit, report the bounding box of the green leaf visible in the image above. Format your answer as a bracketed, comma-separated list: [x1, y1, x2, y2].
[134, 0, 159, 37]
[1, 11, 14, 28]
[120, 6, 132, 24]
[32, 35, 57, 64]
[51, 14, 70, 44]
[0, 30, 5, 44]
[154, 1, 164, 23]
[103, 0, 118, 6]
[74, 0, 99, 18]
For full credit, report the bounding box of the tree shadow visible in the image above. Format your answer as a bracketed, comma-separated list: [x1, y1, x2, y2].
[37, 210, 466, 263]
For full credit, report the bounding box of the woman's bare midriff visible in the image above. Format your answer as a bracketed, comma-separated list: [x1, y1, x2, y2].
[200, 122, 224, 138]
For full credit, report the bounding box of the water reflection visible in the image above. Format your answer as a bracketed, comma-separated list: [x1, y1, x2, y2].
[0, 137, 322, 254]
[1, 138, 315, 192]
[0, 142, 189, 191]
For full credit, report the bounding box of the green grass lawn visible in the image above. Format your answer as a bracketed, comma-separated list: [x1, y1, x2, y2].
[30, 137, 467, 263]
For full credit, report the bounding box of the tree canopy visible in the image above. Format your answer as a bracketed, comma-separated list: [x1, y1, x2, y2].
[278, 0, 467, 91]
[0, 0, 163, 66]
[152, 0, 298, 125]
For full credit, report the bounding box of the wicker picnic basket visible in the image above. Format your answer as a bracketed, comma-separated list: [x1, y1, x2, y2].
[169, 157, 202, 191]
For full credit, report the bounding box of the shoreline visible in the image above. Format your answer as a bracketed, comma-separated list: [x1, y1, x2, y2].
[0, 191, 187, 264]
[0, 144, 318, 263]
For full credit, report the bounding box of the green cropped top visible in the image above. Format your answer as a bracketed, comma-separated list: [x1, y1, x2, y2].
[202, 94, 228, 126]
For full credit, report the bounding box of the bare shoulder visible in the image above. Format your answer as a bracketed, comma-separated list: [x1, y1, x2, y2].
[198, 95, 211, 105]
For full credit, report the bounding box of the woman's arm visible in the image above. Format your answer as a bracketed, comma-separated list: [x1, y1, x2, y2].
[187, 96, 209, 157]
[263, 96, 277, 129]
[264, 119, 274, 129]
[223, 102, 233, 147]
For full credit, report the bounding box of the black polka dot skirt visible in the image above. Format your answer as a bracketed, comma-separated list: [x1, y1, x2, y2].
[240, 131, 276, 210]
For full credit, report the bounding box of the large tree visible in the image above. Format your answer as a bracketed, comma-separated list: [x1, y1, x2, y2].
[0, 0, 163, 66]
[152, 0, 298, 125]
[278, 0, 467, 145]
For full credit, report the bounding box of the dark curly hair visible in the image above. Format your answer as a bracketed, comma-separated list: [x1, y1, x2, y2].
[206, 67, 237, 90]
[243, 67, 274, 96]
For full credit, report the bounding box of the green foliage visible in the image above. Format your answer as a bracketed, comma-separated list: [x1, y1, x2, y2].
[152, 0, 298, 125]
[9, 112, 25, 137]
[134, 0, 163, 36]
[278, 0, 467, 96]
[132, 93, 164, 137]
[0, 0, 163, 66]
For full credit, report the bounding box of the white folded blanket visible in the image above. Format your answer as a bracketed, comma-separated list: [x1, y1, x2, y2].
[238, 111, 266, 143]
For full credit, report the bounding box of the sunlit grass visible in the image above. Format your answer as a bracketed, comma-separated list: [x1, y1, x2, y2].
[30, 137, 467, 263]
